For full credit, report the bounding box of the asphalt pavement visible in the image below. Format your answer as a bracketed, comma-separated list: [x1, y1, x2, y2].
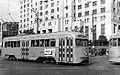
[0, 56, 119, 75]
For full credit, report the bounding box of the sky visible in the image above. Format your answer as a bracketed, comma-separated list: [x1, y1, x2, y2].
[0, 0, 20, 22]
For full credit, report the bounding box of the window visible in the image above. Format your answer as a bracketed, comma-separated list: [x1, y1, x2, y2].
[14, 41, 17, 47]
[85, 11, 89, 16]
[75, 39, 88, 46]
[36, 40, 39, 47]
[92, 1, 97, 6]
[78, 5, 82, 9]
[40, 39, 44, 47]
[57, 1, 59, 5]
[51, 16, 54, 19]
[50, 39, 56, 47]
[85, 3, 89, 8]
[27, 18, 29, 21]
[57, 15, 59, 18]
[27, 4, 29, 7]
[16, 41, 20, 47]
[66, 13, 68, 17]
[117, 1, 120, 5]
[48, 22, 52, 26]
[57, 7, 59, 12]
[101, 24, 105, 35]
[20, 6, 22, 9]
[74, 5, 76, 10]
[65, 27, 69, 31]
[51, 9, 54, 13]
[66, 0, 68, 3]
[40, 6, 43, 10]
[92, 9, 97, 14]
[45, 39, 50, 47]
[74, 13, 76, 17]
[114, 24, 117, 33]
[40, 1, 42, 4]
[51, 3, 54, 7]
[118, 25, 120, 30]
[42, 30, 46, 33]
[48, 29, 52, 33]
[101, 0, 105, 4]
[45, 17, 48, 21]
[85, 26, 89, 36]
[4, 41, 20, 48]
[11, 41, 14, 48]
[45, 4, 48, 9]
[45, 11, 48, 15]
[113, 38, 117, 46]
[65, 5, 68, 10]
[78, 13, 82, 17]
[101, 7, 106, 13]
[31, 40, 35, 47]
[5, 42, 8, 47]
[35, 2, 37, 6]
[40, 12, 43, 16]
[118, 38, 120, 46]
[65, 20, 69, 24]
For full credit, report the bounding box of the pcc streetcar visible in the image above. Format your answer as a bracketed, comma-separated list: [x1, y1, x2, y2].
[109, 32, 120, 64]
[1, 31, 89, 64]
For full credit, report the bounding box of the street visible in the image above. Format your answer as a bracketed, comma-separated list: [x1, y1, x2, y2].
[0, 56, 119, 75]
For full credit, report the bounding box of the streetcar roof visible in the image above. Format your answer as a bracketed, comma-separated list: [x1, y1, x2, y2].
[3, 31, 88, 41]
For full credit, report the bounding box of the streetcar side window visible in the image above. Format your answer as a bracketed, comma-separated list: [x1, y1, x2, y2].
[76, 39, 83, 46]
[11, 41, 14, 48]
[4, 41, 20, 48]
[50, 39, 56, 47]
[45, 39, 50, 47]
[40, 39, 44, 47]
[5, 42, 8, 47]
[36, 40, 39, 47]
[8, 41, 10, 47]
[16, 41, 20, 47]
[31, 40, 35, 47]
[118, 38, 120, 46]
[14, 41, 17, 47]
[113, 38, 117, 46]
[75, 39, 88, 47]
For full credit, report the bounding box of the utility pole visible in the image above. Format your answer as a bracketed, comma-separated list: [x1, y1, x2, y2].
[31, 8, 39, 34]
[92, 13, 95, 48]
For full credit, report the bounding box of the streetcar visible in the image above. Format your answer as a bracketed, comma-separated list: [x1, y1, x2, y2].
[109, 32, 120, 64]
[1, 31, 89, 64]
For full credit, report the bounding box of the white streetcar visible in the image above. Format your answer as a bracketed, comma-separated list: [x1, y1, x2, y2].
[109, 32, 120, 63]
[1, 32, 89, 64]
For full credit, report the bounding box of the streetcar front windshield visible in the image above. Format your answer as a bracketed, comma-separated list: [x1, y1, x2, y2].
[110, 38, 120, 47]
[75, 39, 88, 47]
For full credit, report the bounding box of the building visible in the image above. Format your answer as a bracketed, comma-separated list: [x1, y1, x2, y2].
[19, 0, 120, 40]
[0, 22, 2, 42]
[2, 22, 19, 38]
[112, 0, 120, 34]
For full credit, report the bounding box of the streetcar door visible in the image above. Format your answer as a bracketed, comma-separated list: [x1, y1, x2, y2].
[59, 38, 65, 62]
[21, 40, 29, 60]
[21, 41, 25, 59]
[66, 38, 73, 62]
[59, 37, 73, 62]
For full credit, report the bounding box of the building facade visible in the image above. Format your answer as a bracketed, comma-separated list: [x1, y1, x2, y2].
[2, 22, 19, 38]
[19, 0, 119, 40]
